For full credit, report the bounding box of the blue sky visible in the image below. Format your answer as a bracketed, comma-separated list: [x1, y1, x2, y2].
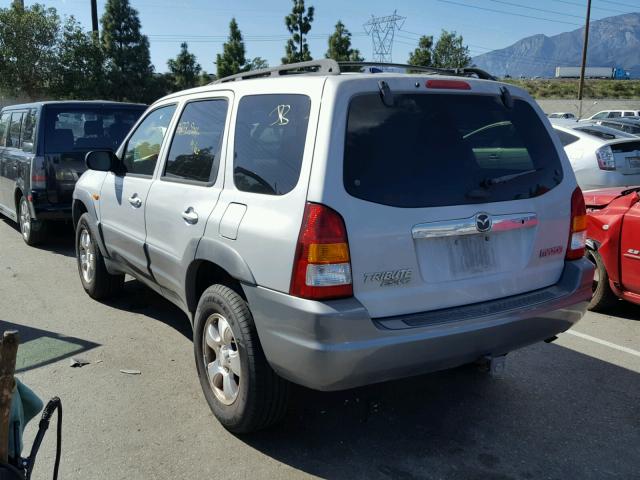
[8, 0, 640, 73]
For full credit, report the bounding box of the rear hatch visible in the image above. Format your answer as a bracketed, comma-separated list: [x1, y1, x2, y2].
[609, 139, 640, 175]
[43, 105, 144, 205]
[335, 80, 570, 318]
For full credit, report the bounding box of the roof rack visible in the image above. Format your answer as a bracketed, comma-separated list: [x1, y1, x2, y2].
[213, 59, 340, 84]
[212, 59, 496, 84]
[337, 62, 496, 80]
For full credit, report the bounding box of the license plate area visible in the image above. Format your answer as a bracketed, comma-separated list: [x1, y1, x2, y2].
[627, 156, 640, 169]
[448, 234, 496, 275]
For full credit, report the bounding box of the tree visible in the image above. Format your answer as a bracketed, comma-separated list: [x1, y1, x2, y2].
[168, 42, 201, 91]
[247, 57, 269, 71]
[408, 35, 433, 67]
[432, 30, 471, 68]
[325, 21, 363, 62]
[101, 0, 154, 102]
[282, 0, 314, 64]
[51, 16, 105, 99]
[0, 3, 59, 97]
[216, 18, 247, 79]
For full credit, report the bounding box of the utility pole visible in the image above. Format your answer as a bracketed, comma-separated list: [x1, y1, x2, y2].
[12, 0, 24, 9]
[363, 11, 406, 63]
[577, 0, 592, 118]
[91, 0, 99, 36]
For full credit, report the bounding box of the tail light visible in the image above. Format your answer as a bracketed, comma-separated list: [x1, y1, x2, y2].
[31, 156, 46, 189]
[566, 187, 587, 260]
[290, 202, 353, 300]
[596, 145, 615, 170]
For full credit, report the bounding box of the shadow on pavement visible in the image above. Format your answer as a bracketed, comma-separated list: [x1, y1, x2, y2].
[0, 217, 75, 258]
[603, 301, 640, 321]
[1, 321, 100, 373]
[243, 343, 639, 480]
[102, 279, 192, 340]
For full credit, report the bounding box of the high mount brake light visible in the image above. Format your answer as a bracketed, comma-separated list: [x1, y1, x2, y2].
[425, 79, 471, 90]
[566, 187, 587, 260]
[290, 203, 353, 300]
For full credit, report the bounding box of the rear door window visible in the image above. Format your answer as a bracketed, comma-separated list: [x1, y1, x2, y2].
[21, 109, 37, 152]
[0, 113, 10, 146]
[609, 112, 622, 118]
[7, 112, 24, 148]
[233, 94, 311, 195]
[344, 93, 563, 208]
[163, 99, 228, 184]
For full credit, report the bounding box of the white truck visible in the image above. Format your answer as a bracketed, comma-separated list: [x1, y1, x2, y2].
[555, 66, 629, 80]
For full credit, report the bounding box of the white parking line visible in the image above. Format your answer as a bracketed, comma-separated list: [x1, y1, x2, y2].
[566, 330, 640, 358]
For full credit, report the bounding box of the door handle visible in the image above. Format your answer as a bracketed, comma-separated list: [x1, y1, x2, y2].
[182, 207, 198, 224]
[128, 194, 142, 208]
[488, 153, 499, 160]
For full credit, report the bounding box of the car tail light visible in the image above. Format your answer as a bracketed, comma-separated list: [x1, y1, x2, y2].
[290, 202, 353, 300]
[566, 187, 587, 260]
[596, 145, 616, 170]
[425, 79, 471, 90]
[31, 156, 46, 189]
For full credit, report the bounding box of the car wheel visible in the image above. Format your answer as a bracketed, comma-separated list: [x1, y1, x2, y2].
[18, 195, 46, 246]
[586, 249, 619, 312]
[76, 213, 124, 300]
[194, 284, 289, 433]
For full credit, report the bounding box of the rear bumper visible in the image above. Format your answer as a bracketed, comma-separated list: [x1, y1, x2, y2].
[30, 191, 71, 221]
[245, 259, 594, 391]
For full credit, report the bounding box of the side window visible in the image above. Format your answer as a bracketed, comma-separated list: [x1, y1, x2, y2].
[122, 104, 177, 176]
[592, 112, 606, 119]
[234, 94, 311, 195]
[7, 112, 24, 148]
[163, 99, 228, 183]
[609, 111, 622, 118]
[0, 113, 10, 146]
[21, 109, 37, 152]
[556, 130, 580, 147]
[623, 112, 634, 117]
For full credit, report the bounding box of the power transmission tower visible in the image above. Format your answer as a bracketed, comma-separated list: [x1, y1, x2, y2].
[363, 11, 406, 63]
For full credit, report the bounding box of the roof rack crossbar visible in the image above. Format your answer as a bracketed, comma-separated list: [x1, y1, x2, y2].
[211, 60, 496, 84]
[337, 62, 496, 80]
[213, 59, 340, 84]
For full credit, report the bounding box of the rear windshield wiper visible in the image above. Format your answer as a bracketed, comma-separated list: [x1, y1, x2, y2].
[480, 169, 540, 188]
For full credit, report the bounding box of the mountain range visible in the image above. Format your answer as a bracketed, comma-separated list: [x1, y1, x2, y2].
[472, 12, 640, 78]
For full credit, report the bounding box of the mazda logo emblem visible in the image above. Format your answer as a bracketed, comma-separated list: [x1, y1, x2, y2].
[475, 213, 492, 233]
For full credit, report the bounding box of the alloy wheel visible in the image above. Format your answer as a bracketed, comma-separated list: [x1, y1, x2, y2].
[202, 313, 241, 405]
[78, 228, 96, 284]
[19, 197, 31, 241]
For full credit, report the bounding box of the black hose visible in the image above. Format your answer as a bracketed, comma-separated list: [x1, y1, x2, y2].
[25, 397, 62, 480]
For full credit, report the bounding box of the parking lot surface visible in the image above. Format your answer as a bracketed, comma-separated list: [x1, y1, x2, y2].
[0, 218, 638, 480]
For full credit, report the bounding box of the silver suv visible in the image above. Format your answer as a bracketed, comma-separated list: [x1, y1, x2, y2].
[73, 60, 594, 433]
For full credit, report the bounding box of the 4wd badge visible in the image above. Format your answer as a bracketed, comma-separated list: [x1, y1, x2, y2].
[364, 269, 413, 287]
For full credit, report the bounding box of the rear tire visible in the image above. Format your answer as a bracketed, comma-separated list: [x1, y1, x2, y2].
[194, 284, 289, 433]
[586, 249, 619, 312]
[75, 213, 124, 300]
[18, 195, 46, 246]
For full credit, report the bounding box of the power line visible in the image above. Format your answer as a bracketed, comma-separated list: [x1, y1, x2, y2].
[556, 0, 634, 14]
[487, 0, 586, 19]
[435, 0, 583, 26]
[597, 0, 639, 8]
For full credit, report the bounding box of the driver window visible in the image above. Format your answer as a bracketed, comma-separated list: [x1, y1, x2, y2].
[122, 104, 176, 176]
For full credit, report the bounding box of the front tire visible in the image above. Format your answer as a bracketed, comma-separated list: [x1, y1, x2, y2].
[194, 284, 289, 433]
[586, 249, 619, 312]
[18, 195, 46, 246]
[75, 213, 124, 300]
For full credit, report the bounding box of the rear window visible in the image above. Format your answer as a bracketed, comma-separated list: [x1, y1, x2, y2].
[344, 93, 563, 208]
[575, 127, 625, 140]
[44, 106, 144, 153]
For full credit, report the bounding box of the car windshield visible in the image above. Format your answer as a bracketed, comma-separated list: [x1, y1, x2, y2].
[343, 93, 563, 208]
[44, 106, 145, 153]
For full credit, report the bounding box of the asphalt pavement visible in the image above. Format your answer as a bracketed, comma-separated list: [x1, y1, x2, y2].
[0, 217, 638, 480]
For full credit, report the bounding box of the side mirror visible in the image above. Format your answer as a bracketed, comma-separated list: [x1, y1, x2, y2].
[22, 141, 34, 153]
[85, 150, 119, 172]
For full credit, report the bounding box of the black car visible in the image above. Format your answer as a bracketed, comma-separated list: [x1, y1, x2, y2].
[0, 101, 146, 245]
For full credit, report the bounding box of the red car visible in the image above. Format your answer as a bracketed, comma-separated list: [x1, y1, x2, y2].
[584, 186, 640, 310]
